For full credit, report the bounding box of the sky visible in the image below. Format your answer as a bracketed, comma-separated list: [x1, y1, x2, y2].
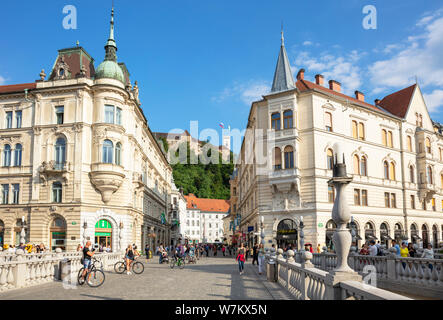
[1, 0, 443, 154]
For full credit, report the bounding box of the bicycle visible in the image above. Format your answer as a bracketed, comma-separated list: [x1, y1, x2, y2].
[77, 258, 105, 287]
[170, 255, 185, 269]
[114, 256, 144, 274]
[185, 253, 197, 264]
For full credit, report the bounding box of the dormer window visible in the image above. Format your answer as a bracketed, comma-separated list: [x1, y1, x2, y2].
[59, 68, 65, 77]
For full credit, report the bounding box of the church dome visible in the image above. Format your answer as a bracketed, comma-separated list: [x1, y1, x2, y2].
[95, 60, 125, 84]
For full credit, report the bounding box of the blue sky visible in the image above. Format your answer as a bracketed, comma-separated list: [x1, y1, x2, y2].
[1, 0, 443, 152]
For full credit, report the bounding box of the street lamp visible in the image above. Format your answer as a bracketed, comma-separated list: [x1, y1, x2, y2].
[20, 216, 26, 245]
[299, 216, 304, 253]
[260, 216, 265, 246]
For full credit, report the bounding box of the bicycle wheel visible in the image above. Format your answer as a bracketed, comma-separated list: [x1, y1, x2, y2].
[132, 262, 144, 274]
[87, 269, 105, 288]
[179, 259, 185, 269]
[77, 268, 86, 285]
[170, 259, 175, 269]
[114, 261, 126, 274]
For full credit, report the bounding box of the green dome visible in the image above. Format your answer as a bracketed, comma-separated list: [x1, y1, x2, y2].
[95, 60, 125, 83]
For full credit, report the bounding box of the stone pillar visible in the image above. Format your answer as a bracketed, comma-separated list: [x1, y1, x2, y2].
[13, 249, 26, 288]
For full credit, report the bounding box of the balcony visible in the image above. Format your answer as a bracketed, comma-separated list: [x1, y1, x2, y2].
[132, 172, 145, 190]
[39, 160, 71, 185]
[89, 163, 125, 203]
[418, 182, 436, 201]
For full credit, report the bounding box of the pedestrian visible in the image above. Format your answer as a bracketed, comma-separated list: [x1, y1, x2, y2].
[317, 244, 321, 253]
[77, 244, 83, 252]
[407, 243, 415, 257]
[222, 245, 226, 256]
[236, 243, 246, 275]
[158, 243, 164, 264]
[252, 244, 258, 265]
[391, 240, 401, 257]
[422, 243, 434, 271]
[359, 244, 369, 255]
[145, 244, 150, 260]
[368, 240, 377, 256]
[257, 244, 265, 275]
[205, 244, 209, 257]
[245, 245, 249, 261]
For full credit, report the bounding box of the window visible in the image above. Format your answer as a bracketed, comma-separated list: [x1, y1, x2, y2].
[284, 146, 294, 169]
[5, 112, 12, 129]
[15, 111, 22, 129]
[1, 184, 9, 204]
[382, 129, 387, 146]
[116, 107, 122, 125]
[115, 143, 122, 165]
[353, 155, 360, 175]
[14, 144, 22, 167]
[384, 192, 390, 208]
[55, 106, 64, 124]
[283, 110, 293, 129]
[274, 147, 282, 170]
[358, 123, 365, 140]
[427, 166, 433, 184]
[387, 131, 393, 148]
[360, 156, 367, 176]
[105, 105, 115, 124]
[325, 112, 333, 132]
[362, 190, 368, 206]
[383, 161, 389, 179]
[354, 189, 361, 206]
[389, 162, 396, 180]
[410, 166, 415, 183]
[12, 184, 19, 204]
[411, 195, 415, 209]
[3, 145, 11, 167]
[432, 198, 436, 211]
[425, 137, 431, 154]
[352, 120, 358, 139]
[328, 186, 335, 203]
[390, 193, 396, 208]
[420, 172, 424, 184]
[327, 149, 334, 170]
[407, 136, 412, 152]
[271, 113, 281, 130]
[102, 140, 114, 164]
[54, 138, 66, 169]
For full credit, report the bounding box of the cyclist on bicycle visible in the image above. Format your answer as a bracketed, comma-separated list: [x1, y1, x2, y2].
[81, 241, 95, 283]
[125, 244, 139, 275]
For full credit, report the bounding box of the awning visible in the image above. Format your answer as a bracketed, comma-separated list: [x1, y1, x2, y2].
[365, 234, 378, 240]
[412, 234, 422, 240]
[381, 234, 393, 240]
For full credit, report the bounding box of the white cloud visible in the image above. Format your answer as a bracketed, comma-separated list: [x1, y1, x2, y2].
[303, 41, 313, 46]
[424, 89, 443, 113]
[294, 50, 364, 95]
[0, 76, 5, 85]
[212, 80, 270, 106]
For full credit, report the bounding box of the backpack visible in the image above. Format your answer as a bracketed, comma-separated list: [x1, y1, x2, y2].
[376, 246, 383, 256]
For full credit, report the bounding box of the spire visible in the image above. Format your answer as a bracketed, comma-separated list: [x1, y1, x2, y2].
[271, 27, 295, 93]
[104, 3, 117, 62]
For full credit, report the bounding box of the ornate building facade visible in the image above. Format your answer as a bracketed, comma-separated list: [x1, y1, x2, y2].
[232, 32, 443, 250]
[0, 7, 172, 251]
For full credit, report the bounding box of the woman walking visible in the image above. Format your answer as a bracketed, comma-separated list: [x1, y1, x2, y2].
[257, 244, 265, 275]
[236, 243, 246, 275]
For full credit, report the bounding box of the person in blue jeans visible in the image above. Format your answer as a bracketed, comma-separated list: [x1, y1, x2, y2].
[236, 243, 246, 275]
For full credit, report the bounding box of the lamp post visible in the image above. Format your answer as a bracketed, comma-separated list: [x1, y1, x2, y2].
[83, 221, 88, 246]
[20, 216, 26, 245]
[260, 216, 265, 246]
[327, 144, 355, 274]
[299, 216, 304, 253]
[350, 216, 357, 253]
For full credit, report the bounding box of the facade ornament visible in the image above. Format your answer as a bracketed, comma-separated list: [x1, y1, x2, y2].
[53, 56, 70, 80]
[39, 69, 46, 81]
[79, 65, 87, 77]
[132, 81, 139, 102]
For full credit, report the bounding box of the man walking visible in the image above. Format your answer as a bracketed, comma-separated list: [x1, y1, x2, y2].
[252, 244, 258, 265]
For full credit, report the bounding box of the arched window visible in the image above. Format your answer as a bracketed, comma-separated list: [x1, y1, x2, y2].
[352, 120, 358, 139]
[358, 123, 365, 140]
[52, 182, 62, 203]
[380, 223, 389, 246]
[14, 144, 22, 167]
[283, 110, 293, 129]
[394, 223, 403, 242]
[54, 137, 66, 168]
[324, 112, 333, 132]
[102, 140, 114, 164]
[327, 149, 334, 170]
[389, 162, 396, 180]
[271, 113, 281, 130]
[410, 166, 415, 183]
[427, 166, 433, 184]
[274, 147, 282, 170]
[432, 225, 438, 248]
[407, 136, 412, 152]
[425, 137, 431, 154]
[353, 155, 360, 175]
[381, 129, 387, 146]
[50, 216, 67, 252]
[422, 224, 429, 247]
[326, 220, 337, 250]
[284, 146, 294, 169]
[387, 131, 393, 148]
[365, 222, 376, 241]
[360, 156, 367, 176]
[3, 144, 11, 167]
[115, 143, 122, 166]
[383, 161, 389, 179]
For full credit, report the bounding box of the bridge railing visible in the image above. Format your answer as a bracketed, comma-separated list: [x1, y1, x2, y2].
[0, 250, 123, 292]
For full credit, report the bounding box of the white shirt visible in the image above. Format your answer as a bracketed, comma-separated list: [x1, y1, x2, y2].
[368, 245, 378, 256]
[422, 248, 434, 259]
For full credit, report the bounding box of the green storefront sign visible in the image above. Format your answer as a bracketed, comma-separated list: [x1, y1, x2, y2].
[95, 232, 112, 237]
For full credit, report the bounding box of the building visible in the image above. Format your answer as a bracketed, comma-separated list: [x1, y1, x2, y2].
[0, 6, 173, 252]
[184, 194, 230, 243]
[169, 184, 187, 246]
[232, 31, 443, 250]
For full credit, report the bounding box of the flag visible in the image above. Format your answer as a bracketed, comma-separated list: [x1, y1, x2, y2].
[160, 213, 166, 225]
[219, 122, 224, 128]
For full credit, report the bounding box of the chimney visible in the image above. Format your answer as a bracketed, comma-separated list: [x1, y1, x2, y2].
[329, 80, 341, 92]
[296, 68, 305, 81]
[315, 74, 324, 86]
[375, 99, 380, 105]
[355, 91, 365, 102]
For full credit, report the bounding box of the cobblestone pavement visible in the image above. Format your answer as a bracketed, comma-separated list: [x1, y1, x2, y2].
[0, 256, 292, 300]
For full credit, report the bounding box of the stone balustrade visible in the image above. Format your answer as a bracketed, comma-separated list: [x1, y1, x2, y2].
[0, 250, 124, 292]
[271, 249, 411, 300]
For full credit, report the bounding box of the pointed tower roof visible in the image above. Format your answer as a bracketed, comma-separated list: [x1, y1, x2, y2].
[271, 29, 295, 93]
